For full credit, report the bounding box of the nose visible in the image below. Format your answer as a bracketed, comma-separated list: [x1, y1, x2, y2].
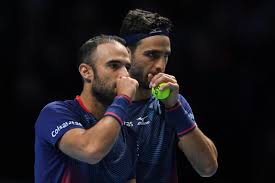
[154, 57, 167, 72]
[119, 66, 130, 77]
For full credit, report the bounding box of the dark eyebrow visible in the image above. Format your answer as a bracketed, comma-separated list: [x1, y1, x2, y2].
[106, 60, 121, 64]
[106, 60, 131, 69]
[144, 50, 171, 56]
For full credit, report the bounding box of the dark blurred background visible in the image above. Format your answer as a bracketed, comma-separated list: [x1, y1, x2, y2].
[1, 0, 274, 182]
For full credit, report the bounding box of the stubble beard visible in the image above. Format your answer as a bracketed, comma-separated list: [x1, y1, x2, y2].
[129, 62, 150, 90]
[92, 72, 116, 106]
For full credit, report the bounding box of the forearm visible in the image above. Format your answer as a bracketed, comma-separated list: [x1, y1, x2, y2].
[165, 101, 218, 176]
[178, 127, 218, 177]
[59, 95, 130, 164]
[83, 95, 130, 161]
[204, 134, 218, 158]
[81, 116, 122, 162]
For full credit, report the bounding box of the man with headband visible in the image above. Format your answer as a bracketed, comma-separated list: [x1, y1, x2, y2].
[119, 9, 218, 183]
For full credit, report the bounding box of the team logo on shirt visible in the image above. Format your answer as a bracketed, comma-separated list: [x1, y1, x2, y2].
[123, 116, 151, 127]
[137, 116, 151, 125]
[124, 121, 134, 127]
[51, 121, 82, 137]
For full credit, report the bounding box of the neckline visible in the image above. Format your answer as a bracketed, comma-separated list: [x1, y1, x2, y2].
[75, 95, 90, 113]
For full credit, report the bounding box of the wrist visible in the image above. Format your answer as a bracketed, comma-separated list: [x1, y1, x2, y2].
[165, 101, 181, 110]
[166, 102, 196, 137]
[117, 94, 132, 103]
[104, 95, 131, 125]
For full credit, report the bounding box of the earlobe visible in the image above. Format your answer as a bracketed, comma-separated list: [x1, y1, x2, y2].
[79, 63, 93, 82]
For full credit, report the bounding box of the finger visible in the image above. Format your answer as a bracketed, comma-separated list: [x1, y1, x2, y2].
[167, 82, 179, 92]
[153, 76, 177, 88]
[148, 73, 154, 88]
[150, 73, 166, 87]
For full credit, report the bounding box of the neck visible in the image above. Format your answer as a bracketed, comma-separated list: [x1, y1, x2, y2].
[79, 89, 106, 119]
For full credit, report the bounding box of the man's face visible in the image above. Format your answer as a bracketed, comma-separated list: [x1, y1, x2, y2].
[130, 35, 171, 89]
[92, 42, 131, 105]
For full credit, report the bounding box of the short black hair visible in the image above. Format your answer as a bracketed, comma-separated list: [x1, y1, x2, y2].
[77, 34, 126, 68]
[119, 9, 173, 41]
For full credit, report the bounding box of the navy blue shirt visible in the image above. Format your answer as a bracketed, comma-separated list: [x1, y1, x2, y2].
[125, 94, 196, 183]
[35, 98, 136, 183]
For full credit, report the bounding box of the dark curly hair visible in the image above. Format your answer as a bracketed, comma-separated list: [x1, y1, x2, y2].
[119, 9, 173, 41]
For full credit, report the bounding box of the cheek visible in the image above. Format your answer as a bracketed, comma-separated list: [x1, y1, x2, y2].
[105, 75, 118, 86]
[133, 56, 150, 68]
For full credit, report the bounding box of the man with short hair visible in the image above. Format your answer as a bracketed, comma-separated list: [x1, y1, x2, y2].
[35, 35, 138, 183]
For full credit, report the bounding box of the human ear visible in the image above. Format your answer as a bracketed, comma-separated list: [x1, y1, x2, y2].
[78, 63, 94, 82]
